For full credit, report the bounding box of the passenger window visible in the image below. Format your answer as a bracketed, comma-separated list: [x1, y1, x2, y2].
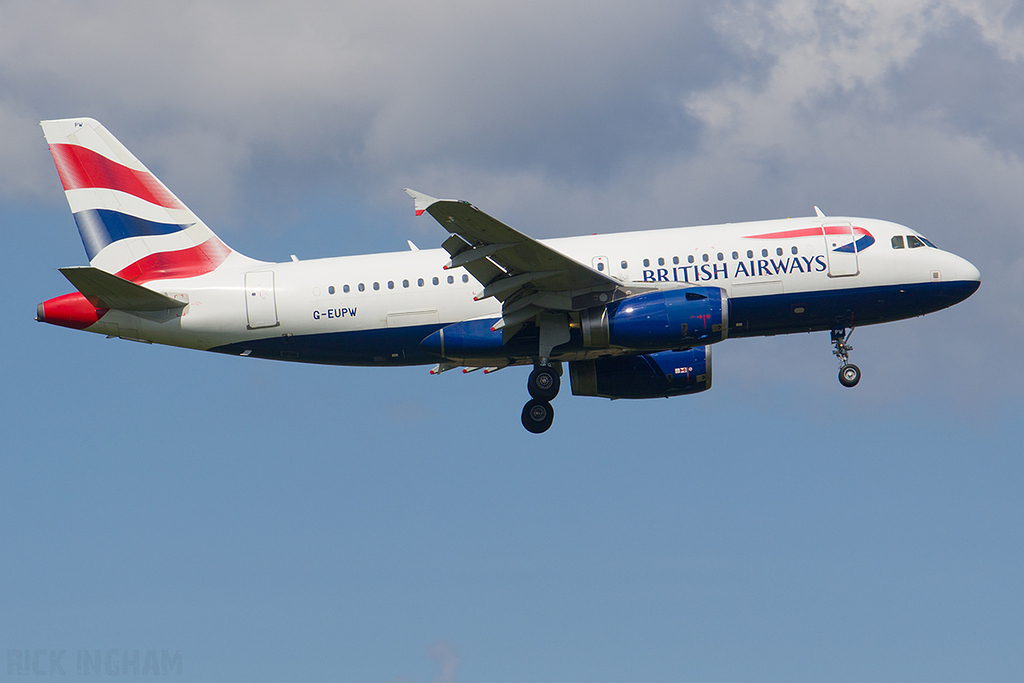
[688, 255, 694, 264]
[762, 249, 768, 257]
[596, 262, 604, 271]
[447, 275, 454, 284]
[776, 247, 783, 256]
[402, 279, 409, 288]
[658, 257, 665, 266]
[702, 254, 709, 262]
[417, 278, 424, 287]
[432, 276, 439, 285]
[387, 281, 394, 289]
[791, 246, 798, 255]
[732, 251, 738, 260]
[328, 285, 335, 295]
[643, 258, 650, 267]
[672, 256, 679, 265]
[343, 285, 350, 293]
[717, 253, 724, 261]
[620, 260, 628, 269]
[358, 283, 365, 292]
[907, 235, 925, 248]
[891, 236, 905, 249]
[747, 250, 753, 258]
[373, 282, 380, 291]
[462, 274, 469, 283]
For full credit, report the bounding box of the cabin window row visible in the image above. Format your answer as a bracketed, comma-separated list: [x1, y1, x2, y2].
[325, 273, 470, 295]
[626, 246, 800, 270]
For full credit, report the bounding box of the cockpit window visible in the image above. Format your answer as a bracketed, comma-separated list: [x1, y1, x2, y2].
[920, 236, 937, 248]
[891, 235, 905, 249]
[907, 235, 926, 248]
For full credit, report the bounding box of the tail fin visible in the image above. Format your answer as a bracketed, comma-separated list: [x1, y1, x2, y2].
[41, 117, 240, 283]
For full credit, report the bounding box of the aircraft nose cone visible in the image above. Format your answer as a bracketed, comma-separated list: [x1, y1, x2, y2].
[958, 257, 981, 284]
[948, 255, 981, 304]
[954, 255, 981, 294]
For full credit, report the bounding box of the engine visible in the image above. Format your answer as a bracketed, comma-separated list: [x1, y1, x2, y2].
[581, 286, 728, 351]
[569, 346, 712, 399]
[420, 287, 727, 364]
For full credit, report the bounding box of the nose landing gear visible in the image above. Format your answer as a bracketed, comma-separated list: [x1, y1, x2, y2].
[831, 327, 861, 387]
[522, 363, 561, 433]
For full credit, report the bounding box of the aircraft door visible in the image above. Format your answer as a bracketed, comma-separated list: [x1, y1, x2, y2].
[821, 223, 859, 277]
[245, 271, 279, 329]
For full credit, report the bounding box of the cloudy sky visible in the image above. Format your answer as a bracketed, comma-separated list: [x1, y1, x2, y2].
[1, 1, 1021, 681]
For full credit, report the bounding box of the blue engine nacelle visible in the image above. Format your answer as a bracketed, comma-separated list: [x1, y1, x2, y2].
[581, 286, 728, 351]
[568, 347, 712, 399]
[420, 318, 539, 364]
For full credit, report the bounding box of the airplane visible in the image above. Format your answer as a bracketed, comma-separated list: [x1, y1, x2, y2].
[36, 118, 981, 433]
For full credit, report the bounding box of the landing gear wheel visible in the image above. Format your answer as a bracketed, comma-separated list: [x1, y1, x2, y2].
[528, 365, 560, 401]
[839, 363, 861, 388]
[522, 398, 554, 433]
[831, 327, 860, 388]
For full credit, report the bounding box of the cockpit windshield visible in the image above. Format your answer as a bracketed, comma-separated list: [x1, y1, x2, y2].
[892, 234, 938, 249]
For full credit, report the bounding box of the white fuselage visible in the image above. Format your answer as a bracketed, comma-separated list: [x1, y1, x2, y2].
[84, 215, 979, 367]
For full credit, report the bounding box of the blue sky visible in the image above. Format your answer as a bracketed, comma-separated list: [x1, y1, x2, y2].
[1, 1, 1022, 681]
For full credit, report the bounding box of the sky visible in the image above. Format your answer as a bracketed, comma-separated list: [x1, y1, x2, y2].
[1, 1, 1022, 681]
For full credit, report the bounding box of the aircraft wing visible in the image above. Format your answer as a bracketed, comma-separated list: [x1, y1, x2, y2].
[405, 189, 636, 332]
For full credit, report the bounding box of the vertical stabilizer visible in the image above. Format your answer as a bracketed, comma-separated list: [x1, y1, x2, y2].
[41, 118, 245, 283]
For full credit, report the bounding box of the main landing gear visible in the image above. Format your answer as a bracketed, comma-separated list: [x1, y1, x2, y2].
[522, 363, 561, 433]
[831, 326, 861, 388]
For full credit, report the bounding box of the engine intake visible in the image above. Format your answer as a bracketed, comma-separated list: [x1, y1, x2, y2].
[569, 347, 712, 399]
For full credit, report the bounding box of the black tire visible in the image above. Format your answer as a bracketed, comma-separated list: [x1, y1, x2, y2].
[839, 363, 861, 388]
[521, 399, 554, 433]
[528, 366, 560, 401]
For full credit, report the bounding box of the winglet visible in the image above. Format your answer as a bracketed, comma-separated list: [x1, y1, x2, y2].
[404, 189, 439, 217]
[814, 206, 826, 218]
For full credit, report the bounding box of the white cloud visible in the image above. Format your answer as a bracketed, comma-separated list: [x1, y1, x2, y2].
[0, 0, 712, 206]
[686, 0, 953, 145]
[958, 0, 1024, 60]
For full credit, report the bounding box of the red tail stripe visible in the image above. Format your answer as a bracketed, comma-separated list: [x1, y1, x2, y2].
[49, 143, 185, 210]
[115, 237, 232, 284]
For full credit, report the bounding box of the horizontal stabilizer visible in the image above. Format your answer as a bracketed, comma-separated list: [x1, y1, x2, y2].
[59, 266, 187, 311]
